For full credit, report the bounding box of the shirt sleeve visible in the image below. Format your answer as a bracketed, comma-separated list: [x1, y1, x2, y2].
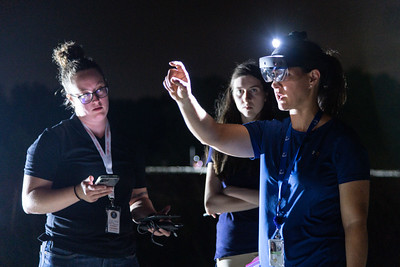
[206, 147, 213, 164]
[244, 120, 267, 159]
[24, 129, 60, 181]
[334, 132, 370, 184]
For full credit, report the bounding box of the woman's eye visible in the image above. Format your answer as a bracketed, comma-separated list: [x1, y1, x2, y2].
[235, 89, 243, 95]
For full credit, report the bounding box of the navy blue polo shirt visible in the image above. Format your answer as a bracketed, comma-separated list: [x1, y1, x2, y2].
[244, 118, 370, 267]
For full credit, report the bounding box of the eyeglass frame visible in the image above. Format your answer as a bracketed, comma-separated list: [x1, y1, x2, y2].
[70, 86, 109, 104]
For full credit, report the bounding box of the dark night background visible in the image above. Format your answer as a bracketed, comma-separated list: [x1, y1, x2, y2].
[0, 1, 399, 266]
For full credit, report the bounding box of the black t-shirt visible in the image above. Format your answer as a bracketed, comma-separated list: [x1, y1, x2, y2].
[24, 115, 146, 258]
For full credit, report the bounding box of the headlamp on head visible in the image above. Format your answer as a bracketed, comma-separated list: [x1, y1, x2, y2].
[259, 55, 288, 83]
[259, 31, 315, 82]
[272, 38, 281, 49]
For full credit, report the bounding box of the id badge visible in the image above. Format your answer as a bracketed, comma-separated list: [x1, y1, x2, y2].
[106, 206, 121, 234]
[269, 238, 284, 266]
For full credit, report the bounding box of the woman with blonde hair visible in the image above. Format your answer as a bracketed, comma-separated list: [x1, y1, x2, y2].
[22, 41, 170, 266]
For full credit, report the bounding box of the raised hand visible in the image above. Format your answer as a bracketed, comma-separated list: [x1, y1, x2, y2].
[163, 61, 191, 102]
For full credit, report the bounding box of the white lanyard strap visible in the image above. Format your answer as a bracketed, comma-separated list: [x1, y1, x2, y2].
[82, 121, 113, 174]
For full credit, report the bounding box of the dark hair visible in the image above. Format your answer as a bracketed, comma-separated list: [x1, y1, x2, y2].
[52, 41, 105, 109]
[273, 31, 347, 116]
[208, 60, 275, 178]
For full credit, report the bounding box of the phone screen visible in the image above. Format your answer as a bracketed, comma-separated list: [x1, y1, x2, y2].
[95, 175, 120, 186]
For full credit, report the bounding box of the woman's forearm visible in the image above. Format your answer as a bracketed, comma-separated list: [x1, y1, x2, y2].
[339, 180, 369, 267]
[179, 96, 253, 157]
[22, 186, 79, 214]
[344, 221, 368, 267]
[205, 193, 258, 214]
[223, 186, 259, 206]
[177, 95, 221, 147]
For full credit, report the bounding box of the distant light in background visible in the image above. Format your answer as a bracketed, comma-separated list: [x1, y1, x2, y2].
[145, 166, 207, 174]
[193, 155, 203, 169]
[189, 146, 196, 166]
[272, 38, 281, 49]
[189, 146, 204, 169]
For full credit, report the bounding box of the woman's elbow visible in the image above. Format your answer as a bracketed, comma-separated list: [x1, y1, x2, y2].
[204, 205, 215, 215]
[22, 200, 34, 214]
[22, 194, 41, 214]
[204, 198, 218, 214]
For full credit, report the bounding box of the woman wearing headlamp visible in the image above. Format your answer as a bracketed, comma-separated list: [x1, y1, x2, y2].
[164, 32, 369, 267]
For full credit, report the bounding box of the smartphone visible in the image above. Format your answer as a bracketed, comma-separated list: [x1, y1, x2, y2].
[95, 175, 120, 186]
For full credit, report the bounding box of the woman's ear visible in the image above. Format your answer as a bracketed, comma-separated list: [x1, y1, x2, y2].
[66, 94, 74, 107]
[309, 69, 321, 88]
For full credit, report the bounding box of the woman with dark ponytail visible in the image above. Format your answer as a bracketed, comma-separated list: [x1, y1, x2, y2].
[164, 32, 370, 266]
[22, 41, 170, 266]
[204, 60, 276, 266]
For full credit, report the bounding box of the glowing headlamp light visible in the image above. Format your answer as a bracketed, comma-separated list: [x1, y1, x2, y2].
[272, 38, 281, 48]
[259, 55, 288, 82]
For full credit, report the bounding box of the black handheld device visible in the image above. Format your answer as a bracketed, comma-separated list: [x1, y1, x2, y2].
[137, 215, 183, 246]
[95, 175, 120, 186]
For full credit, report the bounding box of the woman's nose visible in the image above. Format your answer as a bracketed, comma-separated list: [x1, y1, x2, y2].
[243, 90, 251, 101]
[92, 92, 100, 102]
[271, 81, 281, 90]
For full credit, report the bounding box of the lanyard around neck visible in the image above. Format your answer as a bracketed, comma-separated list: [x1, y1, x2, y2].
[82, 120, 113, 174]
[274, 110, 323, 229]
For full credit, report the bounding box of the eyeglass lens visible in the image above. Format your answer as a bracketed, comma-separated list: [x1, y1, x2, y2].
[262, 68, 287, 82]
[79, 87, 108, 104]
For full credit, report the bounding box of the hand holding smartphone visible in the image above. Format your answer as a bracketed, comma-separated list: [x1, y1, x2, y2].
[95, 175, 120, 187]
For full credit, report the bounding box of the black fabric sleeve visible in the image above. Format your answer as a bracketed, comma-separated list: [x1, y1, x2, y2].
[24, 129, 60, 181]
